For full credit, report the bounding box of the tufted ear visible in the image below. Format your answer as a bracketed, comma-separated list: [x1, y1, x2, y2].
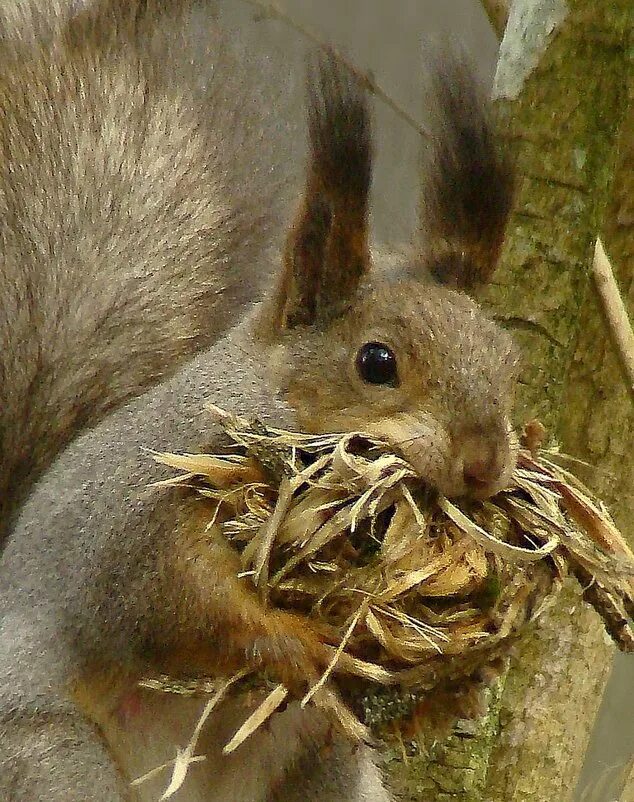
[418, 53, 515, 291]
[273, 50, 372, 330]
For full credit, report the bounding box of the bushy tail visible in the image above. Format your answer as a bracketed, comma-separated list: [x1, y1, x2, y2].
[419, 52, 515, 290]
[0, 1, 288, 541]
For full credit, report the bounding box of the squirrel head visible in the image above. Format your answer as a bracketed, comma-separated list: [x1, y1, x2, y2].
[257, 51, 518, 500]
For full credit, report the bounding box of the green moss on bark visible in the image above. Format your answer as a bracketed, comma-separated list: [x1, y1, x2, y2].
[383, 683, 502, 802]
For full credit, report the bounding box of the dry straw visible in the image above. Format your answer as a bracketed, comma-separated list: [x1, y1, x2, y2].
[140, 405, 634, 795]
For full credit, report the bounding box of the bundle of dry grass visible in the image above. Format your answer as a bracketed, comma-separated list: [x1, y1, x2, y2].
[135, 405, 634, 795]
[147, 405, 634, 749]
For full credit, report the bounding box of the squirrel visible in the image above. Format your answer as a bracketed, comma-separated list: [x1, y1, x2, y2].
[0, 1, 517, 801]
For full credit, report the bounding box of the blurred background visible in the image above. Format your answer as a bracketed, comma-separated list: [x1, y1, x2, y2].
[211, 2, 633, 800]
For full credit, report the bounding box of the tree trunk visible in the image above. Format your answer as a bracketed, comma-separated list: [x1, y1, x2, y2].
[383, 2, 634, 800]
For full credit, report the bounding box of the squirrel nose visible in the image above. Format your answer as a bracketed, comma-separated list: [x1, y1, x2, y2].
[458, 433, 506, 498]
[463, 456, 499, 491]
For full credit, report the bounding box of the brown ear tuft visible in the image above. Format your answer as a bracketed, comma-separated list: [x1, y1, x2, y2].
[419, 51, 515, 291]
[276, 49, 372, 329]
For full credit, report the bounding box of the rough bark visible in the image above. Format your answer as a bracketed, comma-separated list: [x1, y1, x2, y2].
[383, 584, 614, 802]
[482, 585, 613, 801]
[383, 1, 634, 800]
[557, 79, 634, 542]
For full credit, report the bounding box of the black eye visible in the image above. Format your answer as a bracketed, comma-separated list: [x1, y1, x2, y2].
[355, 342, 398, 386]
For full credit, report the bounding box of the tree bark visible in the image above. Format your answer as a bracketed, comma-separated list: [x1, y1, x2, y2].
[384, 1, 634, 800]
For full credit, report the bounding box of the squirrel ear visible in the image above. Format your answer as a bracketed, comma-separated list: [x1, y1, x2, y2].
[419, 52, 515, 291]
[274, 50, 372, 329]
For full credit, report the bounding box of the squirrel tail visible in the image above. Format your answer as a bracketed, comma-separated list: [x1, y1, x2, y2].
[419, 51, 515, 290]
[0, 2, 288, 541]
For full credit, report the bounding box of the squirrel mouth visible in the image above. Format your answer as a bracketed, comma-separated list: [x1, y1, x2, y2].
[365, 414, 516, 501]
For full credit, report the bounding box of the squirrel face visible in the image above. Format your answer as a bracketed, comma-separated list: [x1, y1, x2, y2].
[267, 273, 519, 499]
[259, 51, 518, 500]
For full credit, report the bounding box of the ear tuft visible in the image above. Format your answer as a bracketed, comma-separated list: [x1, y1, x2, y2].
[274, 49, 373, 331]
[306, 49, 372, 210]
[420, 51, 515, 291]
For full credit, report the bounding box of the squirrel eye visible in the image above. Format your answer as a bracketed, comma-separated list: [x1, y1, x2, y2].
[355, 342, 398, 386]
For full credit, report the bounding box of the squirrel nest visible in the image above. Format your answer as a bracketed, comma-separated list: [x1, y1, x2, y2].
[144, 406, 634, 761]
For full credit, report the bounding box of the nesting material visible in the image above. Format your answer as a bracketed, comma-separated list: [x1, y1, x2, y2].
[148, 406, 634, 748]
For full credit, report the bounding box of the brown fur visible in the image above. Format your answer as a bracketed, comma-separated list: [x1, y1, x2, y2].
[269, 280, 518, 498]
[0, 5, 516, 801]
[262, 50, 518, 498]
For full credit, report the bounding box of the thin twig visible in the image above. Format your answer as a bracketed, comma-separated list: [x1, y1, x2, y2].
[480, 0, 511, 38]
[592, 238, 634, 400]
[240, 0, 430, 140]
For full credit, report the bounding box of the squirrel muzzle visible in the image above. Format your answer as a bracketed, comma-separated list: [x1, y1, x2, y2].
[366, 412, 518, 500]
